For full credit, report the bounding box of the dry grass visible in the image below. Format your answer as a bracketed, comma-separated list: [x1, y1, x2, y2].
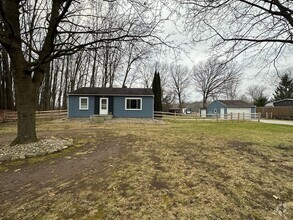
[1, 120, 292, 219]
[89, 121, 293, 219]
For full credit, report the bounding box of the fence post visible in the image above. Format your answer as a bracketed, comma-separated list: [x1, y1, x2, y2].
[174, 112, 176, 122]
[230, 112, 233, 120]
[195, 112, 198, 122]
[238, 113, 240, 122]
[258, 113, 261, 122]
[216, 113, 218, 122]
[243, 112, 245, 121]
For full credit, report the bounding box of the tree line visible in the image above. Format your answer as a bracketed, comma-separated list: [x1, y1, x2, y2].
[1, 50, 292, 113]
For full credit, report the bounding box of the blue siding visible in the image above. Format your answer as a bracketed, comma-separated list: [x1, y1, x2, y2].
[207, 101, 226, 115]
[68, 95, 154, 118]
[113, 96, 153, 118]
[68, 96, 95, 117]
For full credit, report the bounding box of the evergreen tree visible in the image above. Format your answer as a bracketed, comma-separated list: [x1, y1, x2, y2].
[273, 73, 293, 101]
[253, 96, 269, 107]
[152, 71, 162, 111]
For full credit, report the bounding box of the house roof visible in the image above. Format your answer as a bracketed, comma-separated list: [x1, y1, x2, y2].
[216, 100, 255, 108]
[68, 87, 154, 96]
[273, 99, 293, 104]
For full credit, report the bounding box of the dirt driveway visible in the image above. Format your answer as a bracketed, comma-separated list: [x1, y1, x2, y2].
[0, 126, 134, 220]
[260, 119, 293, 126]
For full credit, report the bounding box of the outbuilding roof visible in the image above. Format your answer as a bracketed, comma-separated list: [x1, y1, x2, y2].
[273, 98, 293, 104]
[216, 100, 255, 108]
[68, 87, 154, 96]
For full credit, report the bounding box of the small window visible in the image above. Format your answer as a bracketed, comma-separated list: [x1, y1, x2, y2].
[125, 98, 142, 110]
[79, 97, 89, 110]
[214, 109, 217, 113]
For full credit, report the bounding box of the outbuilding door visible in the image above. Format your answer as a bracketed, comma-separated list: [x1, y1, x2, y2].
[227, 108, 251, 119]
[220, 108, 225, 119]
[100, 98, 108, 115]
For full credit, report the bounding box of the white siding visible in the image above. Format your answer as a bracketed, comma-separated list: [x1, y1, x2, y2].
[227, 108, 252, 119]
[227, 108, 251, 114]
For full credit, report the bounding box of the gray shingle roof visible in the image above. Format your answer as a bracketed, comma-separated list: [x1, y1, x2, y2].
[273, 99, 293, 104]
[217, 100, 255, 108]
[68, 87, 153, 96]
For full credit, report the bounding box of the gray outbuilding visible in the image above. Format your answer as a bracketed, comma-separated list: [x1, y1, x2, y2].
[207, 100, 256, 118]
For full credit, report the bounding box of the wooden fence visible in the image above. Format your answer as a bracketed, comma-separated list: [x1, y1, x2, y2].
[154, 111, 260, 122]
[257, 106, 293, 120]
[0, 110, 68, 123]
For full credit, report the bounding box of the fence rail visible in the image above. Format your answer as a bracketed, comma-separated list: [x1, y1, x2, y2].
[154, 111, 260, 122]
[0, 110, 68, 123]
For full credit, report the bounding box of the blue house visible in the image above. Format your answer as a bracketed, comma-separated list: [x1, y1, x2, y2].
[68, 87, 154, 118]
[207, 100, 256, 118]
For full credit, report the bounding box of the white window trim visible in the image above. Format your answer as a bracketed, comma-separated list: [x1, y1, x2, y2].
[125, 97, 142, 110]
[79, 97, 89, 110]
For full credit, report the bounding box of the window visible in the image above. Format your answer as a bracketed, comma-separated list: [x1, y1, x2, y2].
[214, 109, 217, 113]
[79, 97, 89, 110]
[125, 98, 142, 110]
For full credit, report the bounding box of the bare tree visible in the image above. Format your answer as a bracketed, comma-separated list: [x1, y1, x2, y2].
[122, 42, 151, 88]
[0, 47, 14, 110]
[192, 58, 242, 107]
[169, 64, 190, 109]
[0, 0, 171, 144]
[178, 0, 293, 71]
[223, 78, 240, 100]
[246, 85, 268, 103]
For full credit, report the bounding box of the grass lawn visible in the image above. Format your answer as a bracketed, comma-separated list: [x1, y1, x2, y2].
[0, 120, 292, 219]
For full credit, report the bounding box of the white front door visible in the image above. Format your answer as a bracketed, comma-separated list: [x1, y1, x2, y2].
[100, 98, 108, 115]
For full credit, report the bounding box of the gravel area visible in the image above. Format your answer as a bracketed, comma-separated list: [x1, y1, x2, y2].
[0, 137, 73, 163]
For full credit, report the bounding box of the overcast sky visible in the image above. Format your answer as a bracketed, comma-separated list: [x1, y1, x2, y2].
[158, 16, 293, 102]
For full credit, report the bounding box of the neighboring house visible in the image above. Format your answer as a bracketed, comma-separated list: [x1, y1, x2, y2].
[273, 99, 293, 107]
[68, 87, 154, 118]
[207, 100, 256, 118]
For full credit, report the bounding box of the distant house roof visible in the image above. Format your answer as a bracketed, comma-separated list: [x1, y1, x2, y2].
[216, 100, 255, 108]
[68, 87, 154, 96]
[273, 99, 293, 105]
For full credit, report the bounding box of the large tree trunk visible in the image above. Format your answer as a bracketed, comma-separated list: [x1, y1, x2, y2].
[14, 76, 38, 144]
[202, 96, 207, 108]
[11, 57, 44, 144]
[12, 59, 38, 144]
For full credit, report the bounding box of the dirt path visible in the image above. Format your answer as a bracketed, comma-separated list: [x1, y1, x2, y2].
[0, 129, 131, 220]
